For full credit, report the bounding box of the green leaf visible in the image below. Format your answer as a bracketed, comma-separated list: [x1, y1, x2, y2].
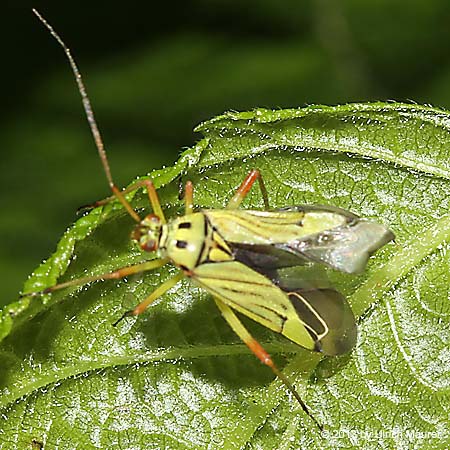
[1, 103, 449, 449]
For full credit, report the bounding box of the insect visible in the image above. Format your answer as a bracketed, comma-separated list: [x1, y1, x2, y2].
[28, 10, 394, 429]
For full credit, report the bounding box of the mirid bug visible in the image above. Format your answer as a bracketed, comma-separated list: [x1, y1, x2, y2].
[28, 10, 394, 429]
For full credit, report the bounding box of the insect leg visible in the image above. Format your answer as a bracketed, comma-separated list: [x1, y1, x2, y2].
[143, 179, 167, 223]
[81, 179, 167, 223]
[21, 258, 169, 297]
[112, 271, 185, 326]
[213, 296, 322, 430]
[184, 181, 194, 215]
[226, 169, 270, 210]
[175, 179, 194, 214]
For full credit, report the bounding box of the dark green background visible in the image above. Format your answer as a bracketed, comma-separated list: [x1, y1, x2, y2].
[2, 0, 450, 302]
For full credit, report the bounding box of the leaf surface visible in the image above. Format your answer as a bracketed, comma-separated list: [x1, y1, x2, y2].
[1, 103, 449, 449]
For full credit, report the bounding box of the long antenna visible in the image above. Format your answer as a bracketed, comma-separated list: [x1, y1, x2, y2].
[32, 9, 141, 222]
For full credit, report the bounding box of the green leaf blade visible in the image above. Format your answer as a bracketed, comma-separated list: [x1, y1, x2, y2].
[196, 103, 450, 179]
[1, 102, 449, 449]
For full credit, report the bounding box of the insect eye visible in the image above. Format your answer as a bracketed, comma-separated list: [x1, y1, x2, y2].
[147, 214, 160, 223]
[141, 239, 157, 252]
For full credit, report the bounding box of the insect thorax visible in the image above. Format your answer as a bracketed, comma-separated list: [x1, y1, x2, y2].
[159, 212, 233, 271]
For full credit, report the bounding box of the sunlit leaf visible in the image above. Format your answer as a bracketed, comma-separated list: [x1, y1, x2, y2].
[1, 103, 448, 449]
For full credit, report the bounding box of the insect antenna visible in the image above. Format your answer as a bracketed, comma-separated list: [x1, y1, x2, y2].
[32, 9, 141, 223]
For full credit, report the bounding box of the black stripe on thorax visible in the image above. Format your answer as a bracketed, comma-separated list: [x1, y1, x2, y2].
[194, 214, 210, 268]
[198, 214, 233, 264]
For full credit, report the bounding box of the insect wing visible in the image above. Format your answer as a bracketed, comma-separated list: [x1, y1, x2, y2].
[190, 260, 318, 351]
[205, 206, 394, 274]
[191, 260, 356, 355]
[277, 215, 394, 274]
[204, 206, 349, 246]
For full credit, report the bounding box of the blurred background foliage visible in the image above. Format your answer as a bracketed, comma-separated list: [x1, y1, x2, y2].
[2, 0, 450, 303]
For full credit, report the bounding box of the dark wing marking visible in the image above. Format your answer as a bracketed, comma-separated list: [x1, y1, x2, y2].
[286, 287, 357, 356]
[272, 264, 357, 355]
[232, 242, 309, 270]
